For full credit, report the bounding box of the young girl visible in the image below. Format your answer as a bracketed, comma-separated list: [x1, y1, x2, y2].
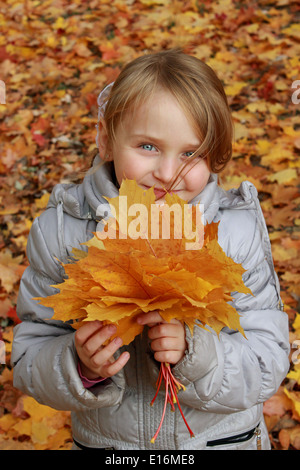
[12, 50, 290, 450]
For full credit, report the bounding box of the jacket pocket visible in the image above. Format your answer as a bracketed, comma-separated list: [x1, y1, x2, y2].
[206, 424, 261, 450]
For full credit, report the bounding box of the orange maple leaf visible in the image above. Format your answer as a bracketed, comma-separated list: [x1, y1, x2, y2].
[37, 179, 250, 342]
[35, 179, 252, 441]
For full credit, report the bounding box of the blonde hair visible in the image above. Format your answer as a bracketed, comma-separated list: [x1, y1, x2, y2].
[94, 49, 233, 190]
[100, 50, 233, 188]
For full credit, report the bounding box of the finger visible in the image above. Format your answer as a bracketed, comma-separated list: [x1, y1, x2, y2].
[102, 351, 130, 377]
[94, 323, 117, 346]
[148, 322, 182, 340]
[77, 324, 117, 358]
[137, 311, 164, 326]
[150, 336, 184, 353]
[90, 335, 123, 368]
[153, 350, 182, 364]
[75, 320, 103, 347]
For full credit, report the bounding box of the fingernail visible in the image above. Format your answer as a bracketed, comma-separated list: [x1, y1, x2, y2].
[122, 352, 130, 362]
[114, 337, 122, 346]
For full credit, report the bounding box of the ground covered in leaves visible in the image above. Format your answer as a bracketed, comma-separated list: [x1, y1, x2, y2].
[0, 0, 299, 450]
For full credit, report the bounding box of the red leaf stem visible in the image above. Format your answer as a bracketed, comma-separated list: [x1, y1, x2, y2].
[150, 362, 194, 443]
[167, 369, 194, 438]
[150, 364, 163, 406]
[150, 367, 170, 444]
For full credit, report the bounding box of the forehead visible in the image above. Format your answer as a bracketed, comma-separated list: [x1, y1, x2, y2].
[119, 89, 200, 143]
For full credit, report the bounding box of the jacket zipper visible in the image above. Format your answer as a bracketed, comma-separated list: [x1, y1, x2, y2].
[206, 424, 261, 449]
[254, 426, 262, 450]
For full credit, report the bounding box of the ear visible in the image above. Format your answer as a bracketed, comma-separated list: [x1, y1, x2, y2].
[97, 119, 113, 162]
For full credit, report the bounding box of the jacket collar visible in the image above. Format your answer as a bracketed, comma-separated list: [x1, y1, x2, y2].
[83, 157, 118, 219]
[189, 173, 220, 224]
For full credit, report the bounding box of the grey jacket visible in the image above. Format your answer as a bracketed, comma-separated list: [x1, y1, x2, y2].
[12, 159, 290, 450]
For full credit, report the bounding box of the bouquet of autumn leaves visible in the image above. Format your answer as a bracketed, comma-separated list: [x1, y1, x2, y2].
[36, 179, 251, 442]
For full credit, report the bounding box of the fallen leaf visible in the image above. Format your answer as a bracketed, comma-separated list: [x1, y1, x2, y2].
[0, 251, 24, 293]
[267, 168, 298, 185]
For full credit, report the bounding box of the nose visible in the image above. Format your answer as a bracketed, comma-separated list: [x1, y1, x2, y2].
[152, 154, 179, 185]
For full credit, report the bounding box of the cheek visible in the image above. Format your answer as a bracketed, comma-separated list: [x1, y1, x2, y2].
[189, 162, 210, 190]
[201, 168, 211, 187]
[113, 153, 146, 184]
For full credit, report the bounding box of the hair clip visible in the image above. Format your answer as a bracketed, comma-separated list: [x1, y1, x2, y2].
[95, 82, 114, 148]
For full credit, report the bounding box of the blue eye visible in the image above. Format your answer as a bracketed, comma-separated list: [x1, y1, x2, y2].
[141, 144, 156, 152]
[184, 151, 194, 158]
[182, 151, 196, 160]
[183, 151, 206, 160]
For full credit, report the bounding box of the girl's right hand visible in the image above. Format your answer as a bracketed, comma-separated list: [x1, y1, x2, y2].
[75, 320, 130, 380]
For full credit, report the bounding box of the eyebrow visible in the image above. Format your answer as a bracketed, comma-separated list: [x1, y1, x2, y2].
[130, 133, 201, 148]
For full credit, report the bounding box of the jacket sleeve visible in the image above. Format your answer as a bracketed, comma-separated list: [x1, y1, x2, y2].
[172, 208, 290, 413]
[12, 210, 125, 411]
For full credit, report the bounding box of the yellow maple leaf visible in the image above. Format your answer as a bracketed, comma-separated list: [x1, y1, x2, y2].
[287, 364, 300, 385]
[224, 81, 247, 96]
[284, 389, 300, 422]
[267, 168, 298, 185]
[293, 314, 300, 333]
[36, 179, 251, 344]
[0, 250, 24, 293]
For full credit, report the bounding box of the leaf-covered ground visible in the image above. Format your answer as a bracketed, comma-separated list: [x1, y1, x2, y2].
[0, 0, 299, 450]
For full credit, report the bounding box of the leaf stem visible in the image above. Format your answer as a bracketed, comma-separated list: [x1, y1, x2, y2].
[150, 362, 194, 443]
[150, 368, 169, 444]
[145, 238, 157, 257]
[150, 364, 163, 406]
[168, 370, 194, 438]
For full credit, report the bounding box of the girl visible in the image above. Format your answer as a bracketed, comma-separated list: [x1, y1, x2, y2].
[12, 50, 289, 450]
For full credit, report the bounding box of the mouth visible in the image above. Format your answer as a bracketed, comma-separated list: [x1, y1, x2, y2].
[153, 188, 167, 199]
[142, 185, 180, 200]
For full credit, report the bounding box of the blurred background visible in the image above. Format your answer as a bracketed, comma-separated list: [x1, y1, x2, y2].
[0, 0, 299, 450]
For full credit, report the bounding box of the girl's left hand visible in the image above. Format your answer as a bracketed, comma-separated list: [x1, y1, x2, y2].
[137, 311, 187, 365]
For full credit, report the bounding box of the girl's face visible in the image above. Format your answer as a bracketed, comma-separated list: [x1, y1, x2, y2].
[98, 89, 210, 203]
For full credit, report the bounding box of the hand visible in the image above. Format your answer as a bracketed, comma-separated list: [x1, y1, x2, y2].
[75, 320, 130, 380]
[137, 311, 187, 365]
